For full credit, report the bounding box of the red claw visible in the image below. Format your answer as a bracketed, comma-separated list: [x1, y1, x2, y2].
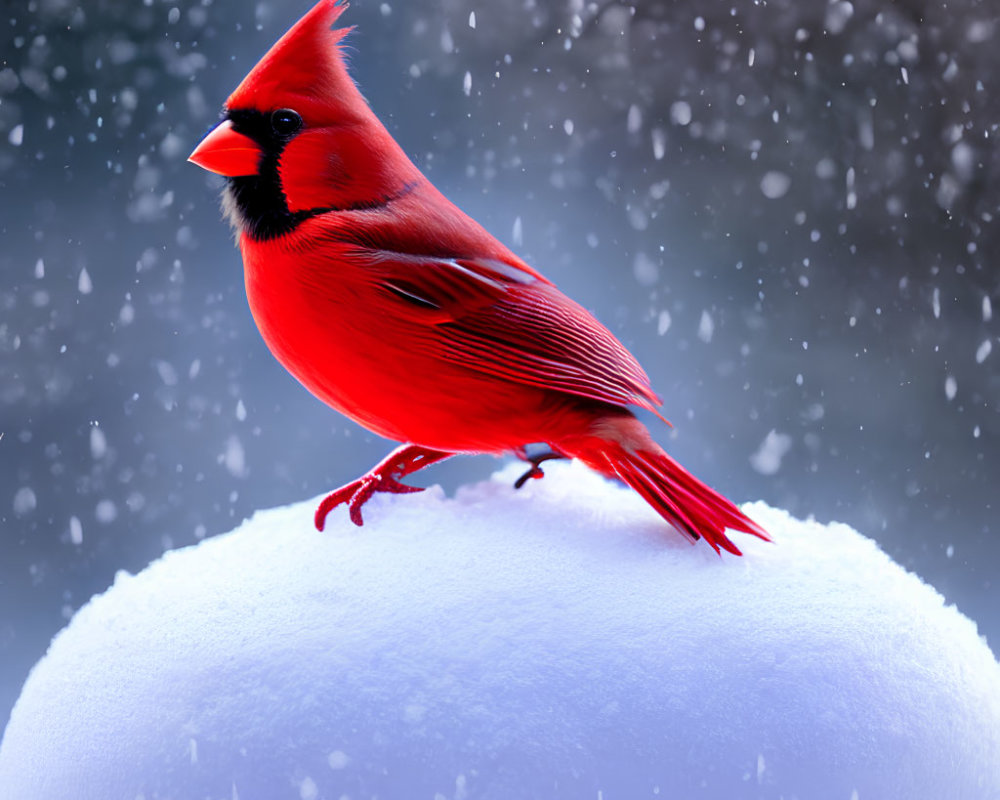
[314, 472, 424, 529]
[314, 443, 454, 530]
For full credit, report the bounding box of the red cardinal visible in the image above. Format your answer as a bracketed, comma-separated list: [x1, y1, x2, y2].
[188, 0, 768, 554]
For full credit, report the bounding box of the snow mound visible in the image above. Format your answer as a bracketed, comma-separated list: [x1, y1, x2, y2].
[2, 461, 998, 799]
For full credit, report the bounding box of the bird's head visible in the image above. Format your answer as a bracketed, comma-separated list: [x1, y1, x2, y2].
[189, 0, 418, 241]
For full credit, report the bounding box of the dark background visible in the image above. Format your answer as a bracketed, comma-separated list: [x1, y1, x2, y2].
[2, 0, 997, 731]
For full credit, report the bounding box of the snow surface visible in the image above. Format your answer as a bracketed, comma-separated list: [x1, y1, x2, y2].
[1, 462, 998, 799]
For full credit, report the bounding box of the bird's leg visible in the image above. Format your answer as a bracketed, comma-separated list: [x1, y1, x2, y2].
[513, 447, 567, 489]
[314, 444, 455, 530]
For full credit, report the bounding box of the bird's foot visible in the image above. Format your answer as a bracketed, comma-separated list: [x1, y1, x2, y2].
[314, 471, 423, 529]
[314, 444, 454, 530]
[513, 448, 566, 489]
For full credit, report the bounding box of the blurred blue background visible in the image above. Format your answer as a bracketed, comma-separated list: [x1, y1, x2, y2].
[2, 0, 997, 730]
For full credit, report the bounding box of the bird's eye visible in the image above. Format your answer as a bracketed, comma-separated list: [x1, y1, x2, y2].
[270, 108, 302, 137]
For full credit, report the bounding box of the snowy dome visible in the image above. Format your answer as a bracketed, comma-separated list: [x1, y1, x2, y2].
[1, 462, 998, 799]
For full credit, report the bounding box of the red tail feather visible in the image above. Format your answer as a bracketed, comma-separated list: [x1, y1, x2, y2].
[560, 416, 769, 555]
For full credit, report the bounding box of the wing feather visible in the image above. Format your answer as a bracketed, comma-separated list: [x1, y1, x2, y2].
[360, 249, 663, 412]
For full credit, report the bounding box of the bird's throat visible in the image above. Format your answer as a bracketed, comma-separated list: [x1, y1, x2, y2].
[222, 170, 309, 242]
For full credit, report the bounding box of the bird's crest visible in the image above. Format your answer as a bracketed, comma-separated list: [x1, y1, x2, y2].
[226, 0, 362, 123]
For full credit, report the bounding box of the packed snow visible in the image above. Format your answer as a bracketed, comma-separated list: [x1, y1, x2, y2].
[1, 462, 998, 799]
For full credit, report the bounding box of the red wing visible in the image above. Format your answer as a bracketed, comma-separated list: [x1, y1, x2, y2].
[360, 249, 663, 413]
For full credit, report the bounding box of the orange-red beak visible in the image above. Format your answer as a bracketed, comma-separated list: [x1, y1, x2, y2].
[188, 120, 262, 177]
